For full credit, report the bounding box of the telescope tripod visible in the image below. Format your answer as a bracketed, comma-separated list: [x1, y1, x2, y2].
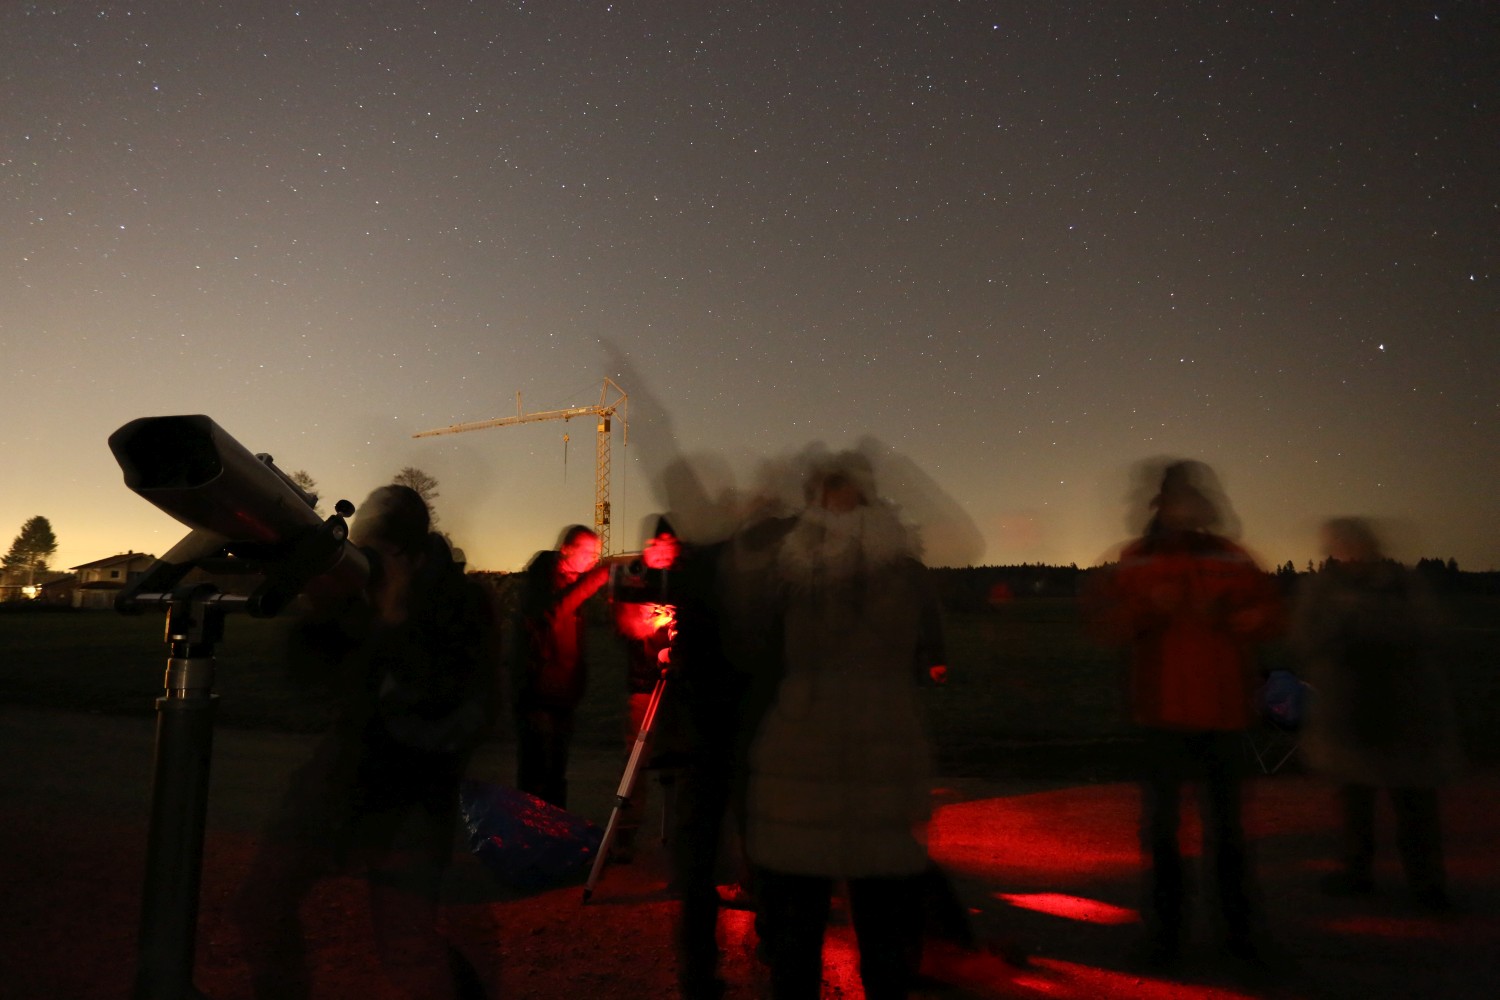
[131, 586, 251, 1000]
[583, 665, 676, 901]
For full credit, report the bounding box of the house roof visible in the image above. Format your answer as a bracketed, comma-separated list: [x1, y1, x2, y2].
[68, 551, 155, 571]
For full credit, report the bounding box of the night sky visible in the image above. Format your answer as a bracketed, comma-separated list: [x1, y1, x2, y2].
[4, 1, 1496, 575]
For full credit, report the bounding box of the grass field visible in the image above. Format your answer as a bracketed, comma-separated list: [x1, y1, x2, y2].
[3, 593, 1496, 778]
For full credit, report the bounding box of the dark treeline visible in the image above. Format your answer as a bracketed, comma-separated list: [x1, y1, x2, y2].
[927, 565, 1091, 611]
[8, 560, 1490, 621]
[1274, 558, 1500, 597]
[927, 560, 1500, 613]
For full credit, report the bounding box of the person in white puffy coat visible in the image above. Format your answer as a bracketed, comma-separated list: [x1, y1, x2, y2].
[746, 454, 945, 1000]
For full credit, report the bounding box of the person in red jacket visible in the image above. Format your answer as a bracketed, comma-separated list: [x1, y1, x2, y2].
[509, 525, 609, 808]
[1091, 460, 1283, 970]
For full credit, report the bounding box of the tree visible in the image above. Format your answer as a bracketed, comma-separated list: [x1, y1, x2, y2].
[288, 469, 324, 517]
[392, 466, 440, 526]
[4, 516, 59, 585]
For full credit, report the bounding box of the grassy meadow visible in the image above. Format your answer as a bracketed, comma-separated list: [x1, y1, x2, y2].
[2, 592, 1496, 779]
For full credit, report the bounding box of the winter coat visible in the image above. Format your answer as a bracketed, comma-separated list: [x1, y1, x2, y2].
[1291, 562, 1463, 787]
[272, 533, 501, 854]
[746, 504, 942, 879]
[287, 533, 502, 755]
[1092, 530, 1282, 731]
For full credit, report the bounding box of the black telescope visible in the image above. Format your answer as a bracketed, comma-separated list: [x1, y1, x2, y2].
[108, 414, 367, 1000]
[111, 413, 325, 544]
[108, 414, 366, 617]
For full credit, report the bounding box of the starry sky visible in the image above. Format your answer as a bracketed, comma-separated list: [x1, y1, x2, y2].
[4, 1, 1497, 576]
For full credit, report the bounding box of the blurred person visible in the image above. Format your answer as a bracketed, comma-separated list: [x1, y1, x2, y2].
[671, 504, 798, 1000]
[745, 453, 946, 1000]
[233, 485, 501, 999]
[1291, 517, 1463, 910]
[508, 524, 609, 808]
[1089, 460, 1282, 969]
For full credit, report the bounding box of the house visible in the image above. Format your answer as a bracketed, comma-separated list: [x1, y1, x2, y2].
[37, 575, 77, 606]
[69, 552, 158, 610]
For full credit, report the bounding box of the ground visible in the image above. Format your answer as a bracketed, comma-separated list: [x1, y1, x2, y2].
[3, 706, 1499, 999]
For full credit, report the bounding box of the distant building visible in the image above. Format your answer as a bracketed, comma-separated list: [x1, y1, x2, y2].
[69, 552, 158, 610]
[36, 575, 77, 605]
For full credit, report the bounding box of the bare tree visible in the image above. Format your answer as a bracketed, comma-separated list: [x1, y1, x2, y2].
[288, 470, 324, 517]
[392, 466, 440, 525]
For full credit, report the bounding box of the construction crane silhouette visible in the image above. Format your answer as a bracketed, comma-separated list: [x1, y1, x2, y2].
[412, 377, 629, 553]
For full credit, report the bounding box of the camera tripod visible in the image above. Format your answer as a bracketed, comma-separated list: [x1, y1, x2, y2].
[583, 663, 676, 901]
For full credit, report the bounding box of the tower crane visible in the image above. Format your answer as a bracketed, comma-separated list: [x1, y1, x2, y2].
[412, 377, 629, 553]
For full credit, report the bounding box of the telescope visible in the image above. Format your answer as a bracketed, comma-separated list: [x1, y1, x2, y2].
[108, 414, 367, 1000]
[108, 414, 367, 617]
[604, 551, 672, 606]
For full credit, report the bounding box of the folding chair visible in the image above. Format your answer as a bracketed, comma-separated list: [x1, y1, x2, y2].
[1246, 668, 1309, 774]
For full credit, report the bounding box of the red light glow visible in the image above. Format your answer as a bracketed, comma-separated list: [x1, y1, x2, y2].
[928, 786, 1143, 884]
[996, 892, 1139, 926]
[648, 603, 676, 633]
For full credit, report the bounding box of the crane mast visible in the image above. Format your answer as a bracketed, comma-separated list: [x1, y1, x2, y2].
[412, 377, 628, 553]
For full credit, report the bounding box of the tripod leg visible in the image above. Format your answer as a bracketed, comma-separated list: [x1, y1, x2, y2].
[585, 736, 652, 901]
[584, 804, 625, 901]
[135, 658, 218, 1000]
[583, 671, 669, 901]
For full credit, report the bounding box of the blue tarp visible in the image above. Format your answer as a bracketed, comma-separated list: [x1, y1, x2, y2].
[459, 780, 603, 891]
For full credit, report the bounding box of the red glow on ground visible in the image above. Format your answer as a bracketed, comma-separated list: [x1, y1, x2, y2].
[717, 905, 757, 957]
[928, 786, 1144, 883]
[997, 891, 1139, 925]
[918, 939, 1023, 995]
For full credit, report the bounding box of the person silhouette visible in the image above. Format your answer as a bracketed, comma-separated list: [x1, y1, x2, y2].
[1089, 460, 1282, 969]
[1291, 516, 1463, 910]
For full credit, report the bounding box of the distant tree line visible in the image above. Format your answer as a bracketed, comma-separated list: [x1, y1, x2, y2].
[1269, 556, 1497, 595]
[928, 558, 1499, 612]
[927, 564, 1090, 611]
